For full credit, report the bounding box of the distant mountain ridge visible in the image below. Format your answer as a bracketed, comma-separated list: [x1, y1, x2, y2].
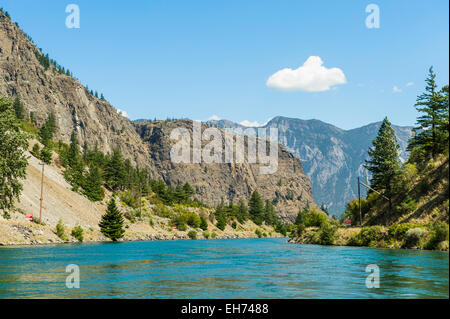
[207, 116, 413, 215]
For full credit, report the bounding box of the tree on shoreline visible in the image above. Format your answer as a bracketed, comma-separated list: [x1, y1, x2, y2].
[99, 198, 125, 241]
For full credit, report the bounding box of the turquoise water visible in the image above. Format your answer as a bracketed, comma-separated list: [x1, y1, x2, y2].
[0, 238, 448, 298]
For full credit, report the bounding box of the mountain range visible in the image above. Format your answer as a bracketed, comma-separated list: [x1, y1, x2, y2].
[207, 117, 413, 216]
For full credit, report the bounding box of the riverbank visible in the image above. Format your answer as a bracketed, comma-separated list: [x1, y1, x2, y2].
[0, 217, 282, 247]
[288, 224, 449, 251]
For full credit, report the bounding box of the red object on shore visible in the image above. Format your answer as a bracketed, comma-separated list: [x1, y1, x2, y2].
[172, 227, 177, 230]
[344, 219, 352, 226]
[25, 214, 33, 220]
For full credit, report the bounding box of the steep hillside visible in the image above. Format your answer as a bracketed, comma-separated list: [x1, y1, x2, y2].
[136, 120, 317, 222]
[0, 11, 318, 222]
[207, 116, 412, 215]
[364, 155, 449, 226]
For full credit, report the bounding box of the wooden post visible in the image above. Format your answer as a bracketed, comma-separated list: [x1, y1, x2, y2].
[358, 177, 362, 226]
[39, 163, 45, 223]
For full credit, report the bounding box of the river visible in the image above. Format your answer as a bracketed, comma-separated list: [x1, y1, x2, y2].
[0, 238, 448, 298]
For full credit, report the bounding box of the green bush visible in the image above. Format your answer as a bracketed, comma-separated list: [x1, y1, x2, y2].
[231, 221, 237, 229]
[425, 222, 449, 249]
[187, 230, 197, 240]
[31, 143, 40, 158]
[200, 216, 208, 231]
[71, 226, 84, 242]
[186, 212, 201, 228]
[295, 209, 327, 227]
[319, 222, 336, 245]
[203, 231, 210, 239]
[56, 219, 69, 241]
[211, 231, 217, 239]
[388, 223, 416, 240]
[396, 196, 417, 215]
[255, 229, 263, 238]
[348, 226, 383, 247]
[404, 227, 427, 248]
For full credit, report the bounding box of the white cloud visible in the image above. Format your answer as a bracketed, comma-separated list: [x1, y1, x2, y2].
[208, 115, 221, 121]
[392, 85, 402, 93]
[240, 117, 273, 127]
[240, 120, 262, 127]
[117, 109, 128, 118]
[266, 56, 347, 92]
[406, 82, 414, 87]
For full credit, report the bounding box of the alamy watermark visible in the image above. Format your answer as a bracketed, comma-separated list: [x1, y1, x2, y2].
[66, 264, 80, 289]
[65, 4, 80, 29]
[170, 121, 279, 175]
[365, 264, 380, 288]
[365, 4, 380, 29]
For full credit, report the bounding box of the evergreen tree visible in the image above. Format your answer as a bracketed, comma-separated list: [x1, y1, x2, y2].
[366, 117, 401, 199]
[39, 112, 57, 147]
[237, 199, 248, 223]
[248, 190, 264, 225]
[83, 164, 105, 201]
[408, 67, 449, 160]
[263, 199, 277, 225]
[40, 146, 52, 164]
[99, 198, 125, 241]
[104, 148, 126, 190]
[64, 131, 85, 188]
[13, 97, 24, 120]
[199, 216, 208, 231]
[0, 96, 29, 212]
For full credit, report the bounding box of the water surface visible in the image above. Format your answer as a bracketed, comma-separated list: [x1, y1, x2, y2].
[0, 238, 448, 298]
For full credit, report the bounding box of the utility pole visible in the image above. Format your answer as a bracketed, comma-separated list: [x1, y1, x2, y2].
[39, 162, 45, 223]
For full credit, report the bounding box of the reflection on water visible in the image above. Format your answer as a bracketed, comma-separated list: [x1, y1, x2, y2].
[0, 238, 448, 298]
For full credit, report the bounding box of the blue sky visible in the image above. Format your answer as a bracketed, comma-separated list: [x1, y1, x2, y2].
[2, 0, 449, 129]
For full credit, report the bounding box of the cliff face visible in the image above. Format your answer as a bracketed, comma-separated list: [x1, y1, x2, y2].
[136, 120, 317, 221]
[0, 12, 318, 222]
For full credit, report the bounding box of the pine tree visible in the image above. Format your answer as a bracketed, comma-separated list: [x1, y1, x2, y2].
[13, 97, 24, 120]
[39, 112, 57, 147]
[99, 198, 125, 241]
[408, 67, 449, 160]
[64, 131, 85, 188]
[366, 117, 401, 199]
[83, 164, 105, 201]
[200, 216, 208, 231]
[104, 148, 126, 190]
[0, 96, 29, 212]
[263, 199, 277, 225]
[248, 190, 264, 225]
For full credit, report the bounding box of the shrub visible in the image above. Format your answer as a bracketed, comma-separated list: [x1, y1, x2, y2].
[71, 226, 84, 242]
[31, 143, 40, 158]
[295, 209, 327, 227]
[187, 230, 197, 240]
[3, 212, 11, 220]
[56, 219, 69, 241]
[255, 229, 263, 238]
[319, 222, 336, 245]
[186, 212, 201, 228]
[404, 227, 427, 248]
[203, 231, 210, 239]
[211, 231, 217, 239]
[348, 226, 383, 247]
[216, 214, 226, 231]
[395, 196, 417, 215]
[199, 216, 208, 231]
[153, 203, 172, 218]
[231, 221, 237, 229]
[425, 222, 449, 250]
[388, 223, 416, 240]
